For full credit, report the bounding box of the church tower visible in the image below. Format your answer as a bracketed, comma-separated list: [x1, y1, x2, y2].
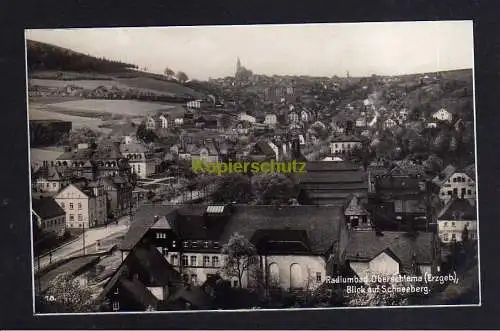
[236, 57, 242, 75]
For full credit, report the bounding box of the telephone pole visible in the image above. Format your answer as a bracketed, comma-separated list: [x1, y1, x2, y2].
[82, 222, 86, 255]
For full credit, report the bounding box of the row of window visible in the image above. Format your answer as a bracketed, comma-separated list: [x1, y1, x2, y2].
[69, 214, 84, 222]
[442, 232, 476, 241]
[441, 188, 474, 196]
[61, 202, 82, 210]
[449, 176, 472, 183]
[442, 221, 472, 228]
[39, 182, 58, 189]
[155, 235, 221, 250]
[167, 254, 220, 267]
[41, 217, 64, 229]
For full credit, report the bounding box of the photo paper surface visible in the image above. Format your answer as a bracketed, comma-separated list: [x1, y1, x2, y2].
[26, 21, 480, 314]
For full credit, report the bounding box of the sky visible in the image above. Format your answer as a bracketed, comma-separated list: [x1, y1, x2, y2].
[26, 21, 474, 81]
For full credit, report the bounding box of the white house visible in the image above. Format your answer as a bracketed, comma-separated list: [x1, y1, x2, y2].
[432, 108, 453, 122]
[159, 114, 169, 129]
[437, 198, 477, 244]
[238, 112, 256, 124]
[54, 181, 107, 228]
[146, 116, 157, 131]
[383, 118, 397, 129]
[288, 111, 299, 124]
[330, 136, 362, 155]
[264, 113, 277, 127]
[120, 143, 161, 179]
[345, 231, 438, 280]
[355, 117, 367, 128]
[432, 164, 476, 204]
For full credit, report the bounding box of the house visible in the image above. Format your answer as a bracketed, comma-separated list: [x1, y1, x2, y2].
[246, 140, 277, 162]
[437, 198, 477, 244]
[102, 176, 133, 219]
[300, 109, 311, 122]
[238, 112, 256, 124]
[345, 231, 439, 280]
[264, 113, 277, 127]
[329, 136, 362, 155]
[426, 122, 438, 128]
[298, 161, 368, 206]
[432, 108, 453, 122]
[118, 204, 349, 292]
[33, 166, 72, 193]
[344, 195, 371, 231]
[288, 111, 299, 124]
[54, 181, 107, 228]
[432, 164, 476, 204]
[355, 117, 367, 128]
[191, 140, 220, 163]
[32, 197, 66, 237]
[120, 143, 162, 179]
[146, 114, 170, 131]
[383, 118, 397, 129]
[98, 239, 211, 311]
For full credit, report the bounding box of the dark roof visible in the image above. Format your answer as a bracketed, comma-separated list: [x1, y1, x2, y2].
[331, 135, 362, 143]
[119, 205, 178, 250]
[432, 164, 458, 186]
[99, 242, 182, 302]
[437, 198, 477, 220]
[462, 164, 476, 181]
[394, 199, 427, 214]
[304, 161, 363, 172]
[119, 278, 159, 309]
[120, 204, 345, 255]
[250, 229, 311, 254]
[252, 141, 276, 157]
[32, 197, 65, 219]
[168, 286, 214, 309]
[220, 205, 345, 254]
[376, 176, 422, 192]
[345, 231, 435, 268]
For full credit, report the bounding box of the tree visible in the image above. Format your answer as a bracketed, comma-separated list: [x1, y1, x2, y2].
[176, 71, 189, 83]
[41, 273, 102, 313]
[136, 123, 158, 143]
[60, 127, 99, 147]
[212, 173, 252, 203]
[221, 233, 258, 289]
[164, 67, 175, 79]
[251, 173, 296, 205]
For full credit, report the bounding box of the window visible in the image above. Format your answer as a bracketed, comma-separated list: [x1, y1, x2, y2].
[156, 233, 166, 239]
[52, 183, 56, 188]
[114, 288, 119, 295]
[46, 183, 50, 188]
[316, 272, 322, 282]
[213, 241, 220, 249]
[78, 203, 82, 209]
[69, 203, 74, 210]
[452, 222, 456, 227]
[190, 256, 197, 266]
[183, 241, 189, 248]
[212, 256, 219, 267]
[204, 241, 209, 248]
[451, 233, 456, 240]
[170, 254, 178, 265]
[203, 256, 210, 267]
[112, 301, 119, 311]
[162, 247, 168, 256]
[172, 240, 176, 248]
[191, 241, 198, 248]
[468, 190, 472, 195]
[233, 280, 238, 287]
[69, 214, 74, 221]
[444, 222, 448, 227]
[182, 255, 188, 266]
[77, 214, 82, 221]
[444, 233, 449, 241]
[447, 191, 452, 196]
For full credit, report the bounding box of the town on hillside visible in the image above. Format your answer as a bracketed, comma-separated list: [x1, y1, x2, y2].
[28, 26, 479, 313]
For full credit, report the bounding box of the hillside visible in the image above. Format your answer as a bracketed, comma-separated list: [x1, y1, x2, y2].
[27, 40, 203, 99]
[27, 39, 138, 73]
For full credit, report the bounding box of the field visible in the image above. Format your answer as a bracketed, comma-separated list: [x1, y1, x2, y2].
[29, 103, 110, 133]
[47, 99, 175, 117]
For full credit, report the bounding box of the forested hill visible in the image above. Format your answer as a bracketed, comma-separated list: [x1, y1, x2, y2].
[27, 39, 139, 73]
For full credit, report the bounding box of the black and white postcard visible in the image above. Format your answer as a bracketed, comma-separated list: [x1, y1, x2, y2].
[26, 21, 480, 314]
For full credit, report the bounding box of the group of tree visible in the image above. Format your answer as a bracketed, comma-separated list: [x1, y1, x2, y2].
[207, 172, 298, 205]
[136, 123, 158, 144]
[27, 40, 138, 73]
[164, 67, 189, 83]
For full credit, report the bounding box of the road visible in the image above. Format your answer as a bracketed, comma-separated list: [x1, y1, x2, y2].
[34, 216, 130, 272]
